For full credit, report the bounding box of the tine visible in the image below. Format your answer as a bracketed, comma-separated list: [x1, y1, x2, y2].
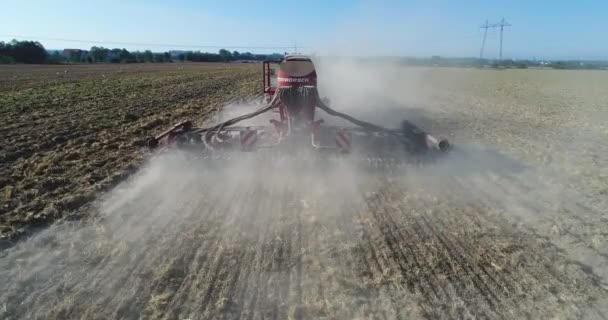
[150, 146, 443, 176]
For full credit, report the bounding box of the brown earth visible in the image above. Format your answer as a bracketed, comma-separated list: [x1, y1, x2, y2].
[0, 63, 259, 240]
[0, 63, 607, 319]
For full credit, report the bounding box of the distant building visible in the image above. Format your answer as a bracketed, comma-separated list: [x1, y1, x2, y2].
[62, 49, 89, 61]
[62, 49, 80, 58]
[170, 50, 187, 59]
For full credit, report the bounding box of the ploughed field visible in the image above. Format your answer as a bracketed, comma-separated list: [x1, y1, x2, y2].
[0, 63, 259, 240]
[1, 63, 607, 319]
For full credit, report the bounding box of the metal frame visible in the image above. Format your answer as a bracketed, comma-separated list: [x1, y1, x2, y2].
[263, 61, 280, 96]
[147, 59, 449, 156]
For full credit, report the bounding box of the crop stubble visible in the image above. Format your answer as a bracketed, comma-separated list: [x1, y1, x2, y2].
[0, 63, 259, 240]
[0, 64, 607, 319]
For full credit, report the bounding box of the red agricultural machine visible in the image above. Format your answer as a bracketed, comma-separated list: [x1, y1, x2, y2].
[147, 55, 450, 159]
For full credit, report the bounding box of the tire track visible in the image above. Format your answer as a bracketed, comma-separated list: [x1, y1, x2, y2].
[364, 192, 442, 319]
[369, 181, 503, 319]
[445, 173, 607, 318]
[159, 176, 256, 319]
[373, 186, 504, 319]
[376, 189, 472, 319]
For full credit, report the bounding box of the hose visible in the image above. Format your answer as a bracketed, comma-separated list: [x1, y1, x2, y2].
[315, 95, 396, 135]
[200, 91, 281, 149]
[313, 89, 449, 151]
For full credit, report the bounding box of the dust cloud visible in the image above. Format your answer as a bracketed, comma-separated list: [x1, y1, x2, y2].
[313, 57, 608, 288]
[0, 135, 373, 318]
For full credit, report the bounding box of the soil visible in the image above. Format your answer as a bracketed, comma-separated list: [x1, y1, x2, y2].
[0, 63, 259, 240]
[0, 63, 607, 319]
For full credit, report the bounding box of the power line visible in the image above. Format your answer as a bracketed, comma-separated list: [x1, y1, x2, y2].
[497, 18, 511, 61]
[0, 34, 306, 50]
[480, 20, 489, 60]
[478, 18, 511, 60]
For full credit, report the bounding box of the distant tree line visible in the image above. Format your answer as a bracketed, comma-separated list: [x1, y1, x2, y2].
[0, 40, 48, 63]
[6, 38, 605, 69]
[397, 56, 608, 70]
[179, 49, 282, 62]
[45, 47, 175, 64]
[0, 39, 283, 64]
[549, 60, 608, 70]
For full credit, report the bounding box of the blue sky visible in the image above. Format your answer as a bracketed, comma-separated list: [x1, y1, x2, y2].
[2, 0, 607, 60]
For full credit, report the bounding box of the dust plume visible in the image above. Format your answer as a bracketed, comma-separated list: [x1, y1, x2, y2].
[313, 56, 608, 289]
[0, 131, 374, 318]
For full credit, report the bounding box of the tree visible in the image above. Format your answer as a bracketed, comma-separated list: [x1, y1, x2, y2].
[0, 41, 15, 64]
[47, 50, 65, 64]
[0, 56, 15, 64]
[241, 52, 254, 60]
[4, 40, 48, 63]
[143, 50, 154, 63]
[153, 53, 164, 62]
[0, 41, 7, 56]
[178, 50, 281, 63]
[90, 46, 109, 63]
[132, 51, 143, 63]
[0, 41, 13, 63]
[109, 48, 121, 63]
[218, 49, 232, 62]
[118, 48, 136, 63]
